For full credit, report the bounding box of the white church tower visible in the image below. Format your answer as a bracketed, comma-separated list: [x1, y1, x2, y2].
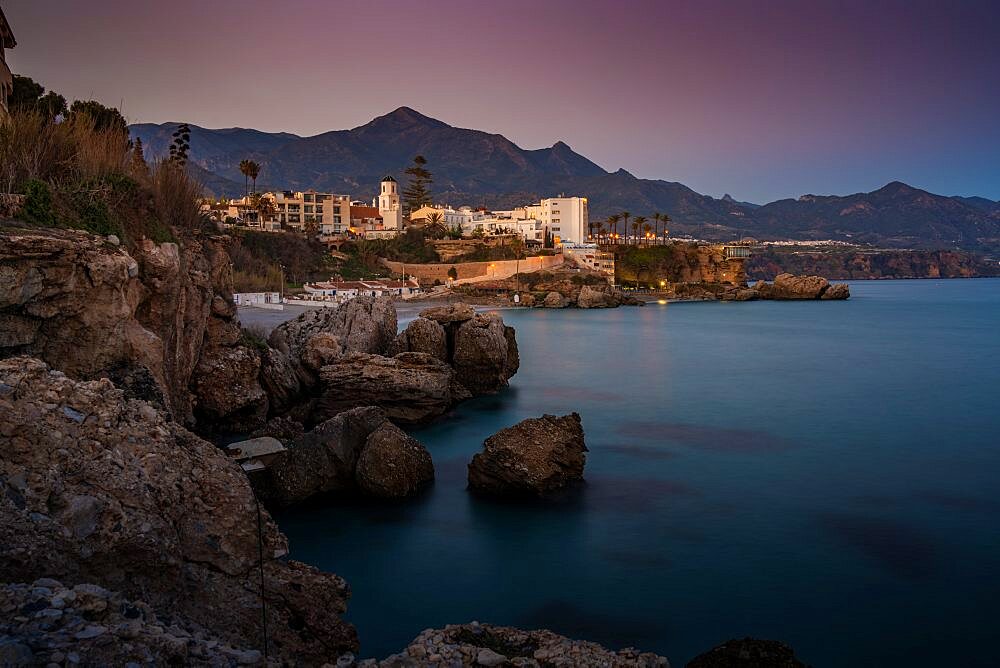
[377, 176, 402, 231]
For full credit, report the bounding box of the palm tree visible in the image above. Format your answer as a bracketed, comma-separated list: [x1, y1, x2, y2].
[606, 214, 621, 244]
[258, 196, 277, 227]
[239, 160, 253, 197]
[632, 216, 644, 244]
[661, 213, 672, 242]
[425, 211, 447, 238]
[621, 211, 631, 245]
[247, 161, 260, 194]
[642, 222, 653, 244]
[651, 212, 662, 244]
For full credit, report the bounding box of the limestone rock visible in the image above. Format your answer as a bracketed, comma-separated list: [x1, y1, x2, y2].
[468, 413, 587, 496]
[576, 285, 620, 308]
[261, 407, 388, 506]
[452, 312, 520, 394]
[0, 356, 357, 661]
[316, 352, 467, 426]
[754, 273, 850, 300]
[381, 623, 668, 667]
[355, 423, 435, 498]
[190, 345, 268, 435]
[541, 291, 567, 308]
[419, 302, 476, 324]
[822, 282, 851, 300]
[390, 317, 448, 361]
[258, 345, 302, 416]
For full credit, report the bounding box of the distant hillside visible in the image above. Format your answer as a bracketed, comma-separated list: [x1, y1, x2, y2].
[130, 108, 1000, 250]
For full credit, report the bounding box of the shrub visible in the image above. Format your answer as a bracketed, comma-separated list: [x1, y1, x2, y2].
[22, 179, 55, 226]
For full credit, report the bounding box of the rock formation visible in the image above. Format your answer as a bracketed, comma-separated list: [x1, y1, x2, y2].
[468, 413, 587, 496]
[0, 579, 270, 666]
[257, 407, 434, 506]
[316, 352, 467, 426]
[355, 423, 435, 498]
[753, 273, 850, 300]
[541, 291, 568, 308]
[0, 227, 267, 434]
[686, 637, 808, 667]
[377, 622, 668, 667]
[0, 356, 357, 662]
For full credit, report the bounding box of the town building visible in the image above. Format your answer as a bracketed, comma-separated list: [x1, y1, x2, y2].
[0, 5, 16, 121]
[377, 176, 402, 231]
[522, 197, 588, 244]
[303, 278, 421, 300]
[264, 191, 351, 236]
[561, 242, 616, 283]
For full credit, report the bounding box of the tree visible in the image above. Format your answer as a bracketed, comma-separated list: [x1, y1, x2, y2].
[248, 161, 260, 194]
[631, 218, 642, 244]
[642, 222, 653, 244]
[129, 138, 149, 179]
[69, 100, 128, 134]
[447, 266, 458, 281]
[651, 212, 662, 244]
[621, 211, 631, 245]
[239, 160, 253, 197]
[9, 75, 67, 119]
[661, 213, 672, 241]
[425, 211, 447, 238]
[258, 197, 278, 228]
[303, 218, 319, 238]
[402, 155, 433, 213]
[168, 123, 192, 166]
[606, 214, 620, 244]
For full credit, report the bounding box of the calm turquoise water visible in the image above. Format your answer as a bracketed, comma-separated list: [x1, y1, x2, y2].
[277, 279, 1000, 666]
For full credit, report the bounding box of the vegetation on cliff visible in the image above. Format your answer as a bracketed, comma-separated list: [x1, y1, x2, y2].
[0, 107, 205, 246]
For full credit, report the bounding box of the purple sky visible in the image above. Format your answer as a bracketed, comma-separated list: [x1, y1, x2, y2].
[6, 0, 1000, 202]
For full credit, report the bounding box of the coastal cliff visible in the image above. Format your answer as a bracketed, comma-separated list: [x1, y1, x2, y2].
[0, 227, 266, 433]
[747, 248, 1000, 280]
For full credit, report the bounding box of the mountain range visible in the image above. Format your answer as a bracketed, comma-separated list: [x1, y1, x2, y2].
[130, 107, 1000, 251]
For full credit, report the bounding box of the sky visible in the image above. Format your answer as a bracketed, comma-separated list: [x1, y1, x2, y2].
[6, 0, 1000, 203]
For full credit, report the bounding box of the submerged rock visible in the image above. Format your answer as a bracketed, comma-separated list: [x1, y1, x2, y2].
[468, 413, 587, 496]
[0, 356, 358, 661]
[576, 284, 621, 308]
[686, 637, 808, 667]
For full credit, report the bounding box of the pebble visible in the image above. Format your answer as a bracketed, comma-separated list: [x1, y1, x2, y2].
[477, 648, 507, 666]
[74, 625, 108, 640]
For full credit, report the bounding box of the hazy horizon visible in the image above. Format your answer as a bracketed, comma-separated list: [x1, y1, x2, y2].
[6, 0, 999, 202]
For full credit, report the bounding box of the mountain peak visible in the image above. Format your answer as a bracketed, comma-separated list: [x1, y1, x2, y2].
[877, 180, 920, 196]
[360, 106, 448, 132]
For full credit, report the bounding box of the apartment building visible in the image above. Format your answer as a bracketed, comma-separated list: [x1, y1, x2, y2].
[265, 191, 351, 235]
[0, 6, 16, 121]
[523, 197, 588, 244]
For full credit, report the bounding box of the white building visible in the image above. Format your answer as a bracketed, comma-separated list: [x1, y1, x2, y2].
[303, 279, 421, 300]
[523, 197, 588, 244]
[377, 176, 402, 231]
[561, 242, 615, 282]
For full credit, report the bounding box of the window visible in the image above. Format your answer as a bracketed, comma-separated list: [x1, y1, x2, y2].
[304, 205, 314, 213]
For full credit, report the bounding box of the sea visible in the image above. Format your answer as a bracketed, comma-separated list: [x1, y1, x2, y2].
[276, 278, 1000, 666]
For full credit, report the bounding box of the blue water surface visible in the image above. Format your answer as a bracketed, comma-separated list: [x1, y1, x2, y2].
[277, 279, 1000, 666]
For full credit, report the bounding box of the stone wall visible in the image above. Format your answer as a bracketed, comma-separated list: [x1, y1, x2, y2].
[382, 254, 563, 285]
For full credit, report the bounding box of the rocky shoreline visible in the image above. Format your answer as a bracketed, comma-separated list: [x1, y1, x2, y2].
[0, 226, 814, 665]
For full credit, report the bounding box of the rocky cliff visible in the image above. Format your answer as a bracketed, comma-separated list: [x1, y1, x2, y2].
[0, 227, 266, 434]
[0, 357, 357, 662]
[615, 244, 748, 287]
[747, 248, 1000, 280]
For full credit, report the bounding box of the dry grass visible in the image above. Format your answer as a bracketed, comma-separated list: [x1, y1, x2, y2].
[0, 110, 207, 246]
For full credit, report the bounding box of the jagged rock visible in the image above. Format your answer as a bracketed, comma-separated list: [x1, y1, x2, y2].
[258, 344, 302, 416]
[190, 345, 268, 435]
[468, 413, 587, 496]
[0, 228, 261, 432]
[754, 273, 849, 300]
[250, 415, 305, 443]
[390, 317, 448, 361]
[355, 423, 435, 498]
[822, 283, 851, 300]
[576, 285, 620, 308]
[541, 291, 568, 308]
[268, 297, 397, 388]
[0, 357, 358, 661]
[452, 312, 520, 394]
[419, 303, 476, 324]
[686, 637, 807, 667]
[0, 578, 274, 666]
[316, 352, 468, 426]
[261, 407, 388, 506]
[381, 623, 668, 667]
